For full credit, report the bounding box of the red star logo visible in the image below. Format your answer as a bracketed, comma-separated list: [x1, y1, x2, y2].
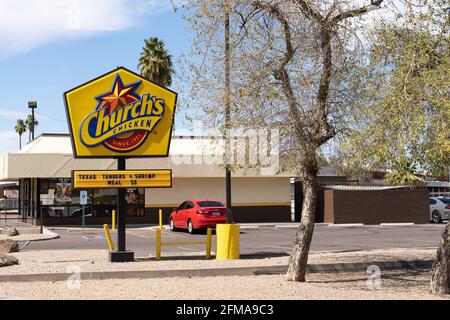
[95, 75, 142, 114]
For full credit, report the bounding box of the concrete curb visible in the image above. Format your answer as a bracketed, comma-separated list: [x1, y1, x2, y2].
[0, 259, 433, 283]
[328, 223, 364, 228]
[41, 228, 60, 241]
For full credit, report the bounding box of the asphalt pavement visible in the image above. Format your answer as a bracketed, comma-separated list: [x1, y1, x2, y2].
[18, 223, 447, 258]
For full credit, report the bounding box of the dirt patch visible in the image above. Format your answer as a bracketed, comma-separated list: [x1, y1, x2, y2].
[0, 270, 447, 300]
[0, 247, 438, 276]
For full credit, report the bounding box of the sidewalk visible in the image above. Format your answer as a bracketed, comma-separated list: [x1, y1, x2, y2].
[0, 227, 59, 241]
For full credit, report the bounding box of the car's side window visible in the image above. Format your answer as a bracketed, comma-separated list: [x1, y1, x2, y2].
[186, 202, 194, 209]
[429, 199, 437, 205]
[177, 202, 187, 211]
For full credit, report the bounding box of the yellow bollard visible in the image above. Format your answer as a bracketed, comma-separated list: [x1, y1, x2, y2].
[112, 210, 116, 230]
[156, 228, 161, 260]
[216, 224, 240, 260]
[206, 228, 212, 260]
[103, 224, 114, 252]
[159, 209, 163, 230]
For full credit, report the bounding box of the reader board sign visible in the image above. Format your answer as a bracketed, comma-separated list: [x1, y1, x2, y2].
[64, 67, 177, 158]
[72, 169, 172, 189]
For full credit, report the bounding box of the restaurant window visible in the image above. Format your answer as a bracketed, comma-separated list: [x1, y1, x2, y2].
[37, 178, 144, 218]
[39, 178, 75, 218]
[125, 188, 144, 217]
[93, 189, 117, 206]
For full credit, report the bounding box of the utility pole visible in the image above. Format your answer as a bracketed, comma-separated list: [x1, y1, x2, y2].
[224, 0, 232, 224]
[28, 101, 37, 140]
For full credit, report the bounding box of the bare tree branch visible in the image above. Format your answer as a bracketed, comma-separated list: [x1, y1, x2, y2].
[330, 1, 385, 26]
[253, 1, 306, 141]
[292, 0, 324, 23]
[315, 26, 335, 146]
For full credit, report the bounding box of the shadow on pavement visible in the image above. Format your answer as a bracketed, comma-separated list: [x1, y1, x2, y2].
[135, 251, 290, 261]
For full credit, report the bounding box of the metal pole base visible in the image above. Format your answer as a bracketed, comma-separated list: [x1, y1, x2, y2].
[109, 250, 134, 262]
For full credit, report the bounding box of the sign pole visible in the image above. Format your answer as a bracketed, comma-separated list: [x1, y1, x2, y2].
[40, 202, 43, 234]
[82, 205, 85, 230]
[109, 157, 134, 262]
[117, 156, 126, 252]
[80, 190, 88, 230]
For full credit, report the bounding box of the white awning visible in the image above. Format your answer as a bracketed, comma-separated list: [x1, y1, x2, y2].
[0, 133, 293, 180]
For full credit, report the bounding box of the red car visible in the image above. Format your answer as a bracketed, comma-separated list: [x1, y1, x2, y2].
[169, 199, 227, 234]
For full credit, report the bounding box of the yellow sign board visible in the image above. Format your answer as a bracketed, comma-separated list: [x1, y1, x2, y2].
[64, 67, 177, 158]
[72, 170, 172, 189]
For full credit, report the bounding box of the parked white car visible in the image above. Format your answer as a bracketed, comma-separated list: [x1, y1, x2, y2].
[429, 197, 450, 223]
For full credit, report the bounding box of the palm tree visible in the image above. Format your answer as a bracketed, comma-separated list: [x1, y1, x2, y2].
[138, 37, 174, 87]
[15, 119, 27, 150]
[385, 158, 424, 186]
[25, 114, 38, 142]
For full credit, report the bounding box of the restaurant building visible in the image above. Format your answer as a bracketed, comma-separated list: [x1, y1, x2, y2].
[0, 133, 292, 225]
[1, 133, 433, 226]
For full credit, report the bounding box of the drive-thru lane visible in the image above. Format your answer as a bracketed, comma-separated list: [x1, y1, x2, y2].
[19, 224, 446, 257]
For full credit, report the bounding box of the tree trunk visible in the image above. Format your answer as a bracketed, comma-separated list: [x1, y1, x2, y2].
[430, 223, 450, 295]
[19, 134, 22, 150]
[286, 175, 317, 281]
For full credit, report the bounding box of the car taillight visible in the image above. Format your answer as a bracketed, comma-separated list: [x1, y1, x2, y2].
[446, 205, 450, 209]
[197, 210, 207, 214]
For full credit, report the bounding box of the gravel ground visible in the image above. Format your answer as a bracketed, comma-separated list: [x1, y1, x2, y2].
[0, 248, 438, 275]
[0, 270, 448, 300]
[0, 247, 446, 300]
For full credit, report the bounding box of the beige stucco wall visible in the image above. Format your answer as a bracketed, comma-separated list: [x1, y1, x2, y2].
[145, 177, 291, 207]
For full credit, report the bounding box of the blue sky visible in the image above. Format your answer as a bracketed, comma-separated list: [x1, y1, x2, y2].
[0, 0, 191, 154]
[0, 0, 411, 156]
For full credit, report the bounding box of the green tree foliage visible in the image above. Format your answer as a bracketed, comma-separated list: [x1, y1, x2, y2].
[14, 119, 26, 150]
[25, 114, 38, 142]
[181, 0, 387, 282]
[341, 0, 450, 178]
[138, 37, 175, 87]
[385, 158, 424, 186]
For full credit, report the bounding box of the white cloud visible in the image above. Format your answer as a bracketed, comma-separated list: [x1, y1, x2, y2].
[356, 0, 429, 26]
[0, 109, 27, 119]
[334, 0, 432, 50]
[0, 0, 175, 57]
[0, 131, 19, 154]
[0, 130, 16, 142]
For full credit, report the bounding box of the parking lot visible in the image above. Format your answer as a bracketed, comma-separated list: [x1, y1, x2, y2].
[19, 223, 447, 258]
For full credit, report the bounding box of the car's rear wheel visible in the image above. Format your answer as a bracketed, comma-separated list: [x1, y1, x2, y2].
[432, 211, 442, 224]
[170, 218, 177, 231]
[187, 219, 195, 234]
